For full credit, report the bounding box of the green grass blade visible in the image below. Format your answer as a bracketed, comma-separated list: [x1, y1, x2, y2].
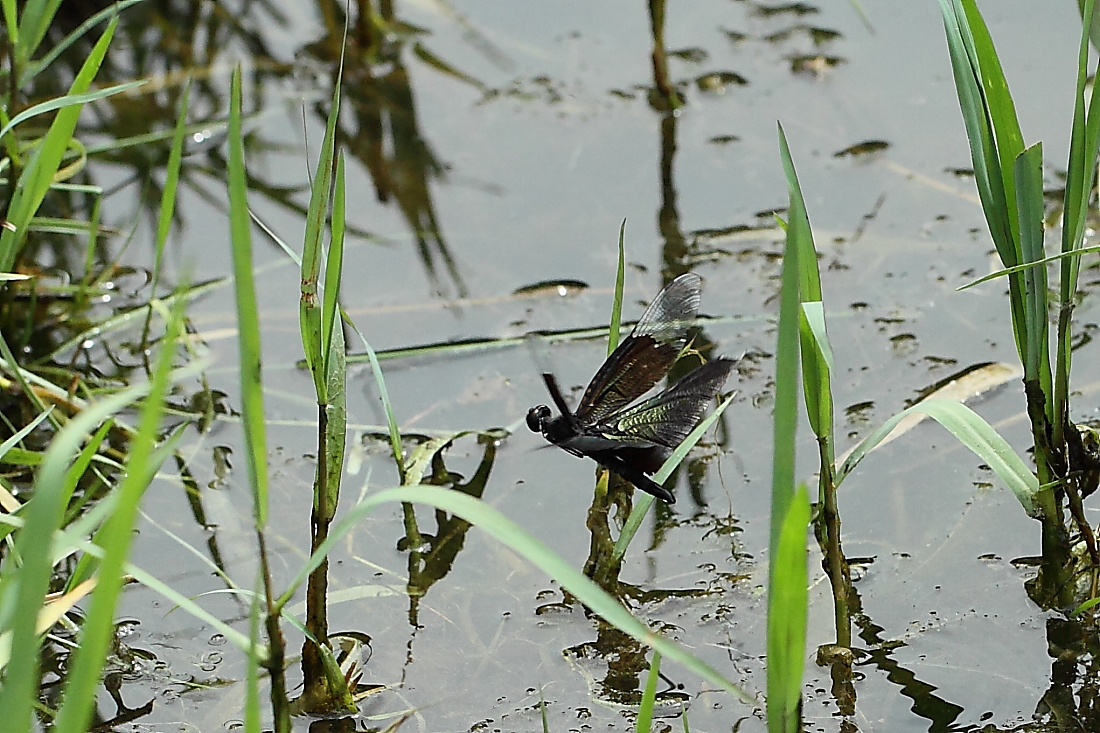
[2, 0, 18, 49]
[309, 148, 349, 515]
[142, 78, 191, 345]
[14, 0, 62, 67]
[0, 407, 52, 462]
[779, 127, 833, 443]
[19, 0, 145, 84]
[41, 278, 221, 364]
[767, 128, 807, 730]
[227, 67, 270, 527]
[835, 398, 1040, 516]
[961, 0, 1024, 219]
[1056, 0, 1100, 436]
[958, 243, 1100, 289]
[38, 522, 258, 657]
[300, 61, 343, 399]
[766, 486, 810, 733]
[0, 81, 145, 144]
[0, 18, 118, 271]
[0, 380, 157, 732]
[940, 0, 1034, 380]
[608, 221, 627, 355]
[1014, 143, 1050, 388]
[538, 686, 550, 733]
[342, 315, 405, 483]
[1063, 0, 1100, 272]
[321, 151, 346, 383]
[636, 651, 661, 733]
[770, 123, 802, 556]
[52, 309, 185, 733]
[939, 0, 1017, 267]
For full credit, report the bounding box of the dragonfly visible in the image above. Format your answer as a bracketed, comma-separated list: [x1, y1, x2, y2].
[526, 273, 734, 503]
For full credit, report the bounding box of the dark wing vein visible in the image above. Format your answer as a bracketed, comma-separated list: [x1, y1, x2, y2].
[574, 273, 702, 426]
[598, 358, 735, 447]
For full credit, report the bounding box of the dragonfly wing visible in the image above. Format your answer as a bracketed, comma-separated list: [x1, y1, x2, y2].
[629, 272, 702, 344]
[575, 273, 702, 426]
[600, 358, 736, 447]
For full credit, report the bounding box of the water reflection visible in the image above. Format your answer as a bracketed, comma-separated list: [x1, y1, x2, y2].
[398, 433, 497, 623]
[41, 0, 485, 301]
[306, 1, 483, 298]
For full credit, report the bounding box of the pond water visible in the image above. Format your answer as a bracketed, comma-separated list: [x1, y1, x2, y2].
[67, 0, 1100, 731]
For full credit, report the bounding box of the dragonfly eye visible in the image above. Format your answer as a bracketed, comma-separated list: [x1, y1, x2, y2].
[526, 405, 551, 432]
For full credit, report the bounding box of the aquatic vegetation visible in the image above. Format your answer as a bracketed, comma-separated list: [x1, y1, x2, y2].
[940, 0, 1100, 606]
[8, 0, 1100, 731]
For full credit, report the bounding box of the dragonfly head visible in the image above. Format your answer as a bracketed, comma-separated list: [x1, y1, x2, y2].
[527, 404, 552, 433]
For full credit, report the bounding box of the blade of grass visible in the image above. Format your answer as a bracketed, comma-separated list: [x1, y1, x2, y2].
[20, 0, 145, 84]
[300, 58, 343, 401]
[142, 78, 192, 348]
[321, 152, 346, 386]
[771, 123, 802, 553]
[1055, 0, 1100, 443]
[41, 278, 221, 364]
[0, 81, 145, 144]
[961, 0, 1025, 225]
[767, 128, 807, 730]
[766, 486, 810, 733]
[228, 65, 291, 733]
[0, 379, 160, 732]
[0, 18, 119, 271]
[1014, 143, 1051, 399]
[636, 651, 661, 733]
[227, 67, 269, 528]
[835, 398, 1040, 515]
[2, 0, 18, 49]
[958, 242, 1100, 289]
[608, 221, 627, 355]
[14, 0, 63, 69]
[779, 124, 849, 648]
[51, 306, 185, 733]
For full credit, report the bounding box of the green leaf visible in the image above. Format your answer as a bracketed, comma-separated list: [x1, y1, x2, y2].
[0, 381, 157, 732]
[15, 0, 63, 68]
[835, 398, 1040, 516]
[52, 309, 185, 733]
[0, 81, 145, 144]
[227, 67, 270, 527]
[608, 221, 626, 355]
[1014, 144, 1048, 383]
[771, 123, 802, 553]
[766, 486, 810, 733]
[19, 0, 146, 85]
[636, 651, 661, 733]
[300, 61, 343, 397]
[0, 18, 118, 271]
